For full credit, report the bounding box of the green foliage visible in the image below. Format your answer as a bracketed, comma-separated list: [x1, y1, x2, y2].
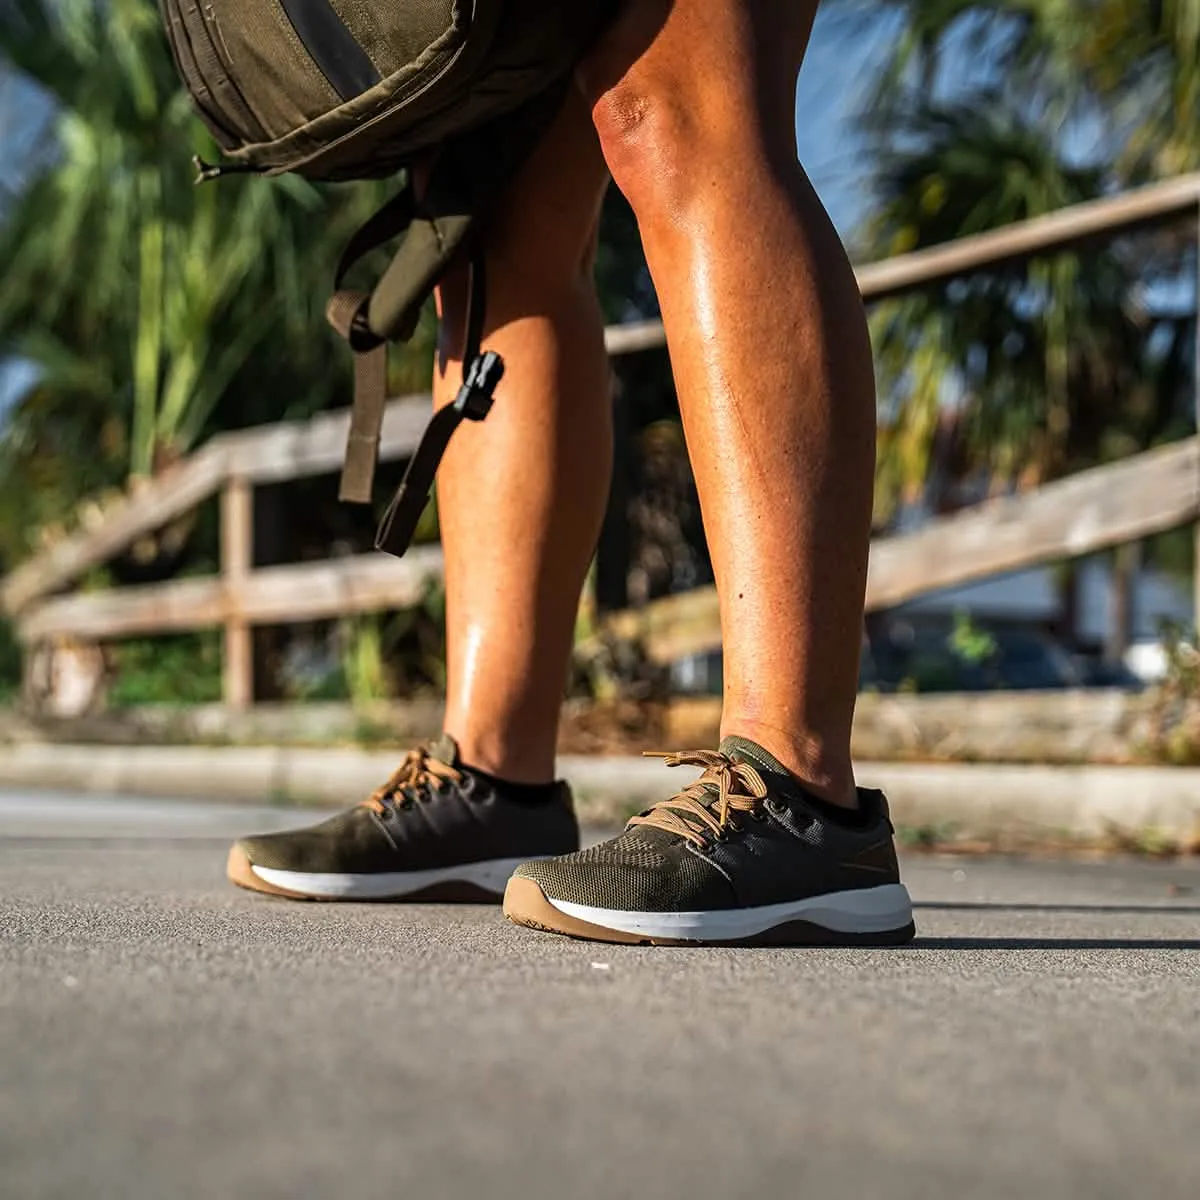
[847, 0, 1197, 524]
[897, 655, 960, 694]
[595, 189, 658, 323]
[382, 578, 448, 695]
[1140, 621, 1200, 765]
[895, 822, 960, 850]
[1099, 824, 1184, 859]
[275, 582, 448, 705]
[1144, 527, 1196, 584]
[342, 617, 389, 707]
[107, 632, 222, 708]
[949, 610, 998, 665]
[0, 0, 434, 566]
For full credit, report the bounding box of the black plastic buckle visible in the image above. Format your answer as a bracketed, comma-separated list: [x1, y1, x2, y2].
[454, 351, 504, 421]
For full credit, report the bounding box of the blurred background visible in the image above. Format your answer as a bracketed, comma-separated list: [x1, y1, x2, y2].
[3, 0, 1200, 772]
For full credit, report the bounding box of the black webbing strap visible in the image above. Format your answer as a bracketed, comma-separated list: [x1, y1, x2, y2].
[375, 253, 503, 557]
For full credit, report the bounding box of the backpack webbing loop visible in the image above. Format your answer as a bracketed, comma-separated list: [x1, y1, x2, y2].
[338, 345, 389, 504]
[328, 171, 482, 508]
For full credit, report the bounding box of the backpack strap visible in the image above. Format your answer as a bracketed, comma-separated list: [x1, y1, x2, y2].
[374, 251, 503, 556]
[326, 79, 573, 557]
[325, 183, 433, 506]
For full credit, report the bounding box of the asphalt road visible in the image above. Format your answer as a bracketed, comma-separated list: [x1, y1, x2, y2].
[2, 789, 1199, 1200]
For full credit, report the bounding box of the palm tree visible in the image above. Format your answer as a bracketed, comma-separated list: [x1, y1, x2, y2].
[842, 0, 1197, 523]
[0, 0, 435, 565]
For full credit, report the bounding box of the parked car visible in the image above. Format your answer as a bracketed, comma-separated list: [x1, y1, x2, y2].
[864, 622, 1082, 693]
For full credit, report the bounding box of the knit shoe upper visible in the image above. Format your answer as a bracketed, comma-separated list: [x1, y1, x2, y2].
[229, 735, 578, 901]
[505, 736, 913, 945]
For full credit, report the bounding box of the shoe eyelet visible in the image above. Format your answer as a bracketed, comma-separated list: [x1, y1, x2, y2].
[726, 821, 743, 835]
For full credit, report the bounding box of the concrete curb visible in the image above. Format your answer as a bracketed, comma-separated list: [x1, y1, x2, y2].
[2, 742, 1199, 840]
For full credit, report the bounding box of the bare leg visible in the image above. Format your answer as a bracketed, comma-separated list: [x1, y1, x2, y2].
[583, 0, 873, 805]
[435, 90, 612, 784]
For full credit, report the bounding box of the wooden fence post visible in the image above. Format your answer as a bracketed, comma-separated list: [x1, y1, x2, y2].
[595, 375, 631, 614]
[221, 477, 253, 710]
[1107, 541, 1141, 664]
[1194, 201, 1200, 638]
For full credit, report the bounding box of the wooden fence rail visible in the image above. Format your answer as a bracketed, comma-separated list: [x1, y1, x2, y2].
[592, 438, 1200, 664]
[0, 396, 433, 616]
[17, 441, 1199, 667]
[19, 548, 445, 643]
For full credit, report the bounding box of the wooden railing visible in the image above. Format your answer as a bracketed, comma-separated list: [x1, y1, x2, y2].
[5, 171, 1200, 706]
[585, 439, 1200, 664]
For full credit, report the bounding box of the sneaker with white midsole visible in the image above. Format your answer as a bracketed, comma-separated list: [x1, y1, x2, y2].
[228, 735, 578, 901]
[503, 735, 915, 945]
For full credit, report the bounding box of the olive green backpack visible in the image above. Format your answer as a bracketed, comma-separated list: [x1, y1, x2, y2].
[161, 0, 614, 554]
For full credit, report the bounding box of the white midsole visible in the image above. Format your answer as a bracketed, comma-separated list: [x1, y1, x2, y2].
[251, 856, 533, 899]
[545, 883, 914, 940]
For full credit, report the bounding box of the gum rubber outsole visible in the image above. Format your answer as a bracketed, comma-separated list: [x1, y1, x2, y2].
[502, 876, 917, 947]
[225, 844, 504, 904]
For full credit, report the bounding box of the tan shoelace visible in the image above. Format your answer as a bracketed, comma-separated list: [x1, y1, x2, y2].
[629, 750, 770, 849]
[361, 745, 463, 815]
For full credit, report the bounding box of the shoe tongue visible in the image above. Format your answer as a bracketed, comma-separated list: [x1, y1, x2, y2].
[427, 733, 462, 768]
[718, 735, 797, 796]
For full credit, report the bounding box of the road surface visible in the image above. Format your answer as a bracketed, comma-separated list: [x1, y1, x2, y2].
[2, 790, 1198, 1199]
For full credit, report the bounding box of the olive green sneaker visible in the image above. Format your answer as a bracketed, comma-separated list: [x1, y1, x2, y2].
[228, 735, 578, 902]
[504, 736, 914, 945]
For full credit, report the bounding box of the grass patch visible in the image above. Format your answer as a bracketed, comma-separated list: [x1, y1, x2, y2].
[896, 822, 961, 850]
[109, 633, 222, 708]
[1099, 824, 1186, 859]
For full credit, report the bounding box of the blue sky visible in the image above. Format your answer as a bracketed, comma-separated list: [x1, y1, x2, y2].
[794, 4, 902, 239]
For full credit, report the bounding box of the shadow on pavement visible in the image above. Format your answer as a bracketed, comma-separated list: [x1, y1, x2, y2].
[915, 901, 1200, 915]
[912, 937, 1200, 950]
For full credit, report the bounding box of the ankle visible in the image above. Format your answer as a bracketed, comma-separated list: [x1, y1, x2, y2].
[720, 717, 858, 808]
[445, 728, 556, 787]
[463, 762, 562, 807]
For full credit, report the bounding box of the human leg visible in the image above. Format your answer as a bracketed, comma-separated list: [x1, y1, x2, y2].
[583, 0, 873, 806]
[228, 89, 613, 900]
[505, 0, 914, 944]
[435, 87, 613, 785]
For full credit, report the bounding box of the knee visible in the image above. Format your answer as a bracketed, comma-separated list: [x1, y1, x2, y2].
[590, 76, 750, 222]
[591, 81, 696, 217]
